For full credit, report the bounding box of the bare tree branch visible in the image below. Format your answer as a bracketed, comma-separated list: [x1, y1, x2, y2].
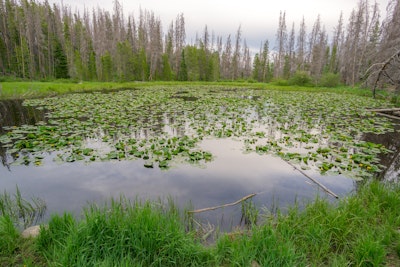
[372, 49, 400, 98]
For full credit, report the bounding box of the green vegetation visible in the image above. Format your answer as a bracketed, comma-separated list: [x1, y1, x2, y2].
[0, 83, 395, 180]
[0, 187, 46, 229]
[288, 71, 313, 86]
[319, 72, 341, 88]
[1, 181, 399, 266]
[1, 82, 399, 265]
[0, 188, 46, 266]
[0, 80, 380, 100]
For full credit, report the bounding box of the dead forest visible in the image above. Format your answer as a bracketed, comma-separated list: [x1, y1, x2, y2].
[0, 0, 399, 91]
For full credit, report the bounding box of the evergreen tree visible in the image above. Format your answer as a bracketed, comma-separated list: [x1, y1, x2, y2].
[161, 53, 173, 81]
[54, 40, 69, 79]
[210, 51, 220, 81]
[252, 53, 261, 81]
[137, 48, 148, 81]
[178, 50, 188, 81]
[73, 50, 84, 80]
[101, 51, 112, 81]
[88, 49, 97, 81]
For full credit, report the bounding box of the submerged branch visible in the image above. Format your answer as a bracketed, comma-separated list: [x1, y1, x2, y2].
[188, 193, 257, 213]
[284, 160, 339, 199]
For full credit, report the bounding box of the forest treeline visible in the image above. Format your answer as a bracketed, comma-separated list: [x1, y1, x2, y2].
[0, 0, 399, 89]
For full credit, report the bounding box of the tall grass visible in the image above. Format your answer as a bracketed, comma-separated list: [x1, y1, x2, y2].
[214, 181, 400, 266]
[0, 187, 47, 266]
[0, 186, 46, 229]
[36, 197, 212, 266]
[1, 181, 399, 266]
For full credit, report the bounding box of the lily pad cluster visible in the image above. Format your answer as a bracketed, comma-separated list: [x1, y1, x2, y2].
[0, 86, 396, 179]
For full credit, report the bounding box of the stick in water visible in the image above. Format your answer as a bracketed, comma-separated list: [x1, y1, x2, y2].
[285, 160, 339, 199]
[188, 193, 257, 213]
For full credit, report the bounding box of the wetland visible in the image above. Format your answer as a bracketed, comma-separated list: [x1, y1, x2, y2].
[1, 85, 399, 229]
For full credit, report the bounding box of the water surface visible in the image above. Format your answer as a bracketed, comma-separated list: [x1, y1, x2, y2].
[1, 89, 398, 230]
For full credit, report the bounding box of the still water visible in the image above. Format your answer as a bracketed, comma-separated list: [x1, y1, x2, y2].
[0, 137, 354, 229]
[1, 96, 398, 230]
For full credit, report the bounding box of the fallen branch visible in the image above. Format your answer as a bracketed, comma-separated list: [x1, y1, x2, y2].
[376, 112, 400, 120]
[188, 193, 257, 213]
[367, 108, 400, 112]
[285, 160, 339, 199]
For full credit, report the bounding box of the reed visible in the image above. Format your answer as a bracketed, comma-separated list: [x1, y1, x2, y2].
[0, 186, 46, 229]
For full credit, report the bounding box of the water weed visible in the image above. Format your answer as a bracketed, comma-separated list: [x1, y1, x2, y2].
[1, 85, 396, 180]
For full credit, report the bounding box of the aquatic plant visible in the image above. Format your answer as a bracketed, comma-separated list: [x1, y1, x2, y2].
[0, 85, 396, 179]
[0, 186, 46, 229]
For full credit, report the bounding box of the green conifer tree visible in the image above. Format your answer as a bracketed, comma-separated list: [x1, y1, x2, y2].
[161, 54, 173, 80]
[54, 41, 69, 79]
[178, 50, 188, 81]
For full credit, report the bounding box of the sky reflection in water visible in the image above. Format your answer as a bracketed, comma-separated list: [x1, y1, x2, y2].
[0, 138, 354, 230]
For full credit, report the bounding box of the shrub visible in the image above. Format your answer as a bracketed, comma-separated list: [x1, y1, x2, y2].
[273, 78, 289, 86]
[288, 71, 312, 86]
[320, 73, 340, 87]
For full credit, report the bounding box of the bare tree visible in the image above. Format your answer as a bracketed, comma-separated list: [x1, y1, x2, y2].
[174, 13, 185, 76]
[242, 39, 252, 78]
[286, 22, 295, 77]
[365, 0, 400, 95]
[296, 16, 307, 71]
[148, 16, 163, 80]
[307, 15, 321, 65]
[341, 1, 369, 86]
[221, 34, 232, 79]
[328, 12, 344, 73]
[274, 11, 287, 78]
[310, 26, 327, 83]
[232, 25, 242, 79]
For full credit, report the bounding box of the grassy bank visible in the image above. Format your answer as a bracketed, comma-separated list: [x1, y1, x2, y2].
[0, 80, 378, 100]
[1, 181, 399, 266]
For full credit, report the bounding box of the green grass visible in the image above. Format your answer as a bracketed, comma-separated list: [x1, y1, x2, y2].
[0, 80, 380, 100]
[35, 198, 212, 266]
[1, 81, 399, 265]
[1, 181, 399, 266]
[213, 181, 400, 266]
[0, 187, 46, 229]
[0, 188, 47, 266]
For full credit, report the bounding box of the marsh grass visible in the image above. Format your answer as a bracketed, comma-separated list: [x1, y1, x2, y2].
[240, 199, 259, 227]
[0, 187, 46, 229]
[1, 182, 400, 266]
[213, 181, 400, 266]
[36, 197, 212, 266]
[0, 188, 47, 266]
[0, 80, 379, 100]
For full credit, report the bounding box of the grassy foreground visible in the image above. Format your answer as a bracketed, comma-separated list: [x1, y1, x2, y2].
[1, 181, 400, 266]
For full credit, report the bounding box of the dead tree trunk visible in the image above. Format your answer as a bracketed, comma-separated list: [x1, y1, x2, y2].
[369, 49, 400, 98]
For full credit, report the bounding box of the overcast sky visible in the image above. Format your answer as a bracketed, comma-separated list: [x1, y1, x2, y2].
[50, 0, 390, 52]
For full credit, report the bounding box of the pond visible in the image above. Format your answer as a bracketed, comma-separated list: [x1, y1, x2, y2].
[0, 86, 399, 230]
